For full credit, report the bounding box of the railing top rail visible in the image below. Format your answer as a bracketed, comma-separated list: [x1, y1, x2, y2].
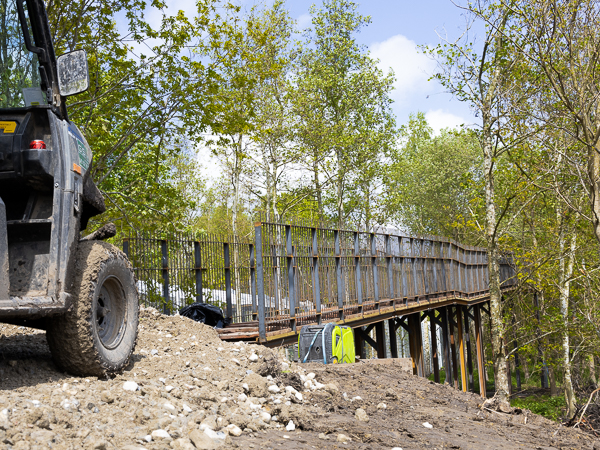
[256, 221, 489, 254]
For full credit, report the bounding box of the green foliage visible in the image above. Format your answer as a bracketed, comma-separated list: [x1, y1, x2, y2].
[385, 113, 483, 243]
[511, 395, 566, 422]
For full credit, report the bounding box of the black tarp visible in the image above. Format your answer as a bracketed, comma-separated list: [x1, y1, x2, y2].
[179, 302, 231, 328]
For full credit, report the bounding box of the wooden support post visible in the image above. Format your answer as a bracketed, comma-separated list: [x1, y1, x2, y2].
[440, 307, 452, 385]
[448, 307, 459, 389]
[430, 310, 440, 383]
[456, 305, 467, 392]
[416, 314, 425, 377]
[474, 304, 486, 397]
[463, 306, 475, 392]
[354, 327, 366, 360]
[375, 321, 387, 358]
[408, 314, 418, 376]
[389, 319, 398, 358]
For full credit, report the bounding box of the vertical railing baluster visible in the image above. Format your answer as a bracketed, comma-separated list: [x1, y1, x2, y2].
[386, 235, 394, 303]
[286, 225, 297, 331]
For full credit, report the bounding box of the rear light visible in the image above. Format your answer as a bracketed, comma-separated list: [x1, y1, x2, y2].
[29, 140, 46, 149]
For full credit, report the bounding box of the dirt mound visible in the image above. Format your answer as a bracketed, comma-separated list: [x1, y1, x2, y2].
[0, 307, 596, 449]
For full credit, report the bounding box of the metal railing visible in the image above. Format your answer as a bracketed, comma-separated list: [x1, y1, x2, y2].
[120, 221, 516, 339]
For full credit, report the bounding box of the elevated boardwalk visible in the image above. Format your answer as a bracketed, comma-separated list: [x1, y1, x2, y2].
[123, 220, 516, 397]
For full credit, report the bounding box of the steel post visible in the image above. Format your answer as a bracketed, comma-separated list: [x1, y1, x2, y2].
[311, 228, 321, 322]
[375, 321, 386, 358]
[194, 241, 203, 304]
[160, 239, 169, 315]
[354, 232, 363, 312]
[335, 230, 344, 319]
[255, 224, 266, 342]
[286, 225, 297, 330]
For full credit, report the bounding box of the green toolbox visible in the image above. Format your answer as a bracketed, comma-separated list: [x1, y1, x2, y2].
[298, 323, 355, 364]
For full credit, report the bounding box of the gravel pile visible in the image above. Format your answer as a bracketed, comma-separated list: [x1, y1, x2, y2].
[0, 306, 331, 449]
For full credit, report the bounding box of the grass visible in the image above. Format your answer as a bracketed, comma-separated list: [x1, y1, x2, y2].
[511, 394, 566, 421]
[427, 366, 569, 421]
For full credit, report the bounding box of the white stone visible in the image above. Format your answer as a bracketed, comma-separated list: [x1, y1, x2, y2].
[151, 429, 171, 439]
[232, 358, 241, 365]
[159, 378, 166, 384]
[220, 397, 228, 403]
[163, 403, 176, 411]
[249, 354, 259, 362]
[243, 383, 249, 392]
[268, 385, 281, 393]
[238, 393, 248, 402]
[183, 404, 192, 413]
[295, 392, 303, 402]
[271, 415, 279, 422]
[31, 400, 40, 407]
[282, 362, 290, 371]
[226, 424, 243, 437]
[165, 385, 174, 392]
[352, 396, 362, 402]
[422, 422, 433, 429]
[123, 381, 139, 392]
[286, 420, 295, 431]
[391, 448, 403, 450]
[285, 386, 298, 395]
[314, 382, 325, 390]
[307, 373, 315, 380]
[144, 435, 152, 442]
[204, 428, 227, 440]
[260, 412, 271, 422]
[377, 402, 387, 409]
[266, 375, 273, 381]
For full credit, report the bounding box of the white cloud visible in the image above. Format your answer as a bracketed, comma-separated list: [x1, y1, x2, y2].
[425, 109, 470, 134]
[370, 34, 436, 103]
[296, 13, 312, 31]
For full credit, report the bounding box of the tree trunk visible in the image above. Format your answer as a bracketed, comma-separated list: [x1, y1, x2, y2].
[549, 367, 558, 397]
[589, 355, 597, 387]
[482, 119, 510, 404]
[336, 147, 344, 229]
[558, 224, 576, 419]
[313, 148, 323, 223]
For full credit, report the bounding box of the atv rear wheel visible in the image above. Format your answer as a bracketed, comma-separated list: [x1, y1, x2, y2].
[46, 241, 138, 376]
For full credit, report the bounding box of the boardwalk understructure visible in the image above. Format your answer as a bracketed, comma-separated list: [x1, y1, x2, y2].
[122, 221, 516, 397]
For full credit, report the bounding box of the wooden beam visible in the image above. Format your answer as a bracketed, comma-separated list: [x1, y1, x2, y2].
[416, 313, 425, 377]
[456, 305, 467, 392]
[448, 306, 459, 389]
[375, 321, 387, 359]
[430, 310, 440, 383]
[407, 314, 418, 376]
[354, 326, 366, 360]
[440, 307, 453, 386]
[474, 304, 486, 398]
[388, 319, 399, 358]
[462, 306, 475, 392]
[355, 327, 378, 352]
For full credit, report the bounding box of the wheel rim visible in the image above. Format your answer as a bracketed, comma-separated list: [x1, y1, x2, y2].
[95, 275, 128, 350]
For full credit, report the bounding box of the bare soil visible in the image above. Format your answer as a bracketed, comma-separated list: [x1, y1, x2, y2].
[0, 307, 597, 450]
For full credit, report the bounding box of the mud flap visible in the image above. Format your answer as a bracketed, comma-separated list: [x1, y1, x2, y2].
[0, 198, 9, 299]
